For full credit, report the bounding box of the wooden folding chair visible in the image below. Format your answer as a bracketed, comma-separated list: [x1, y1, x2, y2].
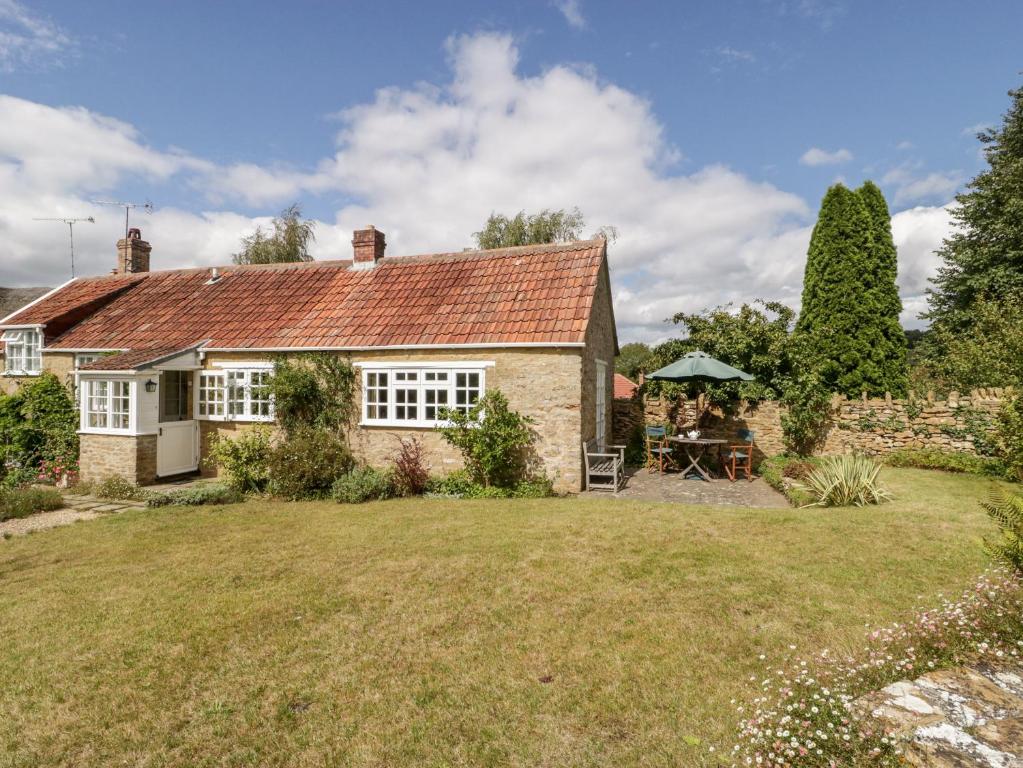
[724, 429, 755, 482]
[645, 426, 673, 474]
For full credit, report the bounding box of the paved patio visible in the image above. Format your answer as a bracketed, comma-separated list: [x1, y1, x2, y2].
[582, 467, 788, 508]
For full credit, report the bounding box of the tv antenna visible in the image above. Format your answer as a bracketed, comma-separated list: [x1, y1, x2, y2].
[32, 216, 95, 278]
[90, 199, 154, 240]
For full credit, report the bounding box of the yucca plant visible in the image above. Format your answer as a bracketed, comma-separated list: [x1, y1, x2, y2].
[982, 487, 1023, 575]
[795, 453, 892, 508]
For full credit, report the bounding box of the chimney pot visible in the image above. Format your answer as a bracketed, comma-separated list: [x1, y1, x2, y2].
[352, 225, 386, 269]
[116, 228, 151, 274]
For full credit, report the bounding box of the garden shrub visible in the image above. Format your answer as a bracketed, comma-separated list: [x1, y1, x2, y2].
[981, 486, 1023, 574]
[995, 392, 1023, 482]
[0, 373, 78, 485]
[146, 482, 244, 508]
[0, 486, 63, 522]
[425, 470, 477, 497]
[779, 367, 831, 456]
[439, 389, 537, 488]
[758, 455, 819, 507]
[1, 465, 38, 490]
[884, 446, 1010, 479]
[390, 436, 430, 497]
[425, 470, 553, 499]
[332, 466, 393, 504]
[268, 427, 353, 500]
[94, 475, 147, 501]
[206, 425, 274, 492]
[795, 453, 892, 507]
[269, 354, 356, 435]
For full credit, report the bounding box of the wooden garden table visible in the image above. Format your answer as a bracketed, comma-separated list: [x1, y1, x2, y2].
[668, 437, 727, 481]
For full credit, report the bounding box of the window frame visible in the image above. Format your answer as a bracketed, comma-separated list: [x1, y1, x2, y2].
[81, 378, 134, 434]
[358, 363, 488, 428]
[2, 328, 43, 376]
[195, 365, 274, 423]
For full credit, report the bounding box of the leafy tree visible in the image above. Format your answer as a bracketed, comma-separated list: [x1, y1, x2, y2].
[795, 183, 893, 397]
[233, 204, 316, 265]
[652, 300, 795, 405]
[919, 296, 1023, 391]
[615, 342, 654, 381]
[926, 82, 1023, 333]
[473, 208, 585, 249]
[856, 181, 908, 395]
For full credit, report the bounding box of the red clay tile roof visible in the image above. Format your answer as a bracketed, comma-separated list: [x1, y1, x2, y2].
[4, 240, 608, 351]
[1, 274, 144, 341]
[614, 373, 638, 399]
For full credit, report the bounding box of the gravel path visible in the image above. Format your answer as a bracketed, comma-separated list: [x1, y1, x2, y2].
[1, 496, 147, 539]
[0, 507, 100, 538]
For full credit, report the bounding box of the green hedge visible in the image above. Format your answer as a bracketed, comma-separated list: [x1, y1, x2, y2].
[883, 447, 1011, 479]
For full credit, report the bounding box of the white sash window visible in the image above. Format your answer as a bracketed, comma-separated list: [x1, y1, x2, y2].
[83, 379, 132, 432]
[3, 329, 42, 375]
[359, 363, 488, 427]
[196, 367, 273, 422]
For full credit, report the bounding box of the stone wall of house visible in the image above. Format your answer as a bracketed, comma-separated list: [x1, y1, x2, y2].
[637, 388, 1012, 462]
[79, 433, 157, 485]
[0, 351, 76, 395]
[580, 258, 618, 448]
[202, 347, 588, 492]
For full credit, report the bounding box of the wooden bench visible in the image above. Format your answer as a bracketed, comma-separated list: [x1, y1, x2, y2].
[582, 438, 626, 492]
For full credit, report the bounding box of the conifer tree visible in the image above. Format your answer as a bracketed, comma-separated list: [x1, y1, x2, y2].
[926, 82, 1023, 332]
[857, 181, 909, 395]
[795, 184, 891, 396]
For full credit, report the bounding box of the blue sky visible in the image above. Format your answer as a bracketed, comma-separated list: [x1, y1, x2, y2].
[1, 0, 1021, 341]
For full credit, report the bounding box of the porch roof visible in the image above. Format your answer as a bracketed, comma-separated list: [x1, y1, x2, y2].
[76, 343, 207, 373]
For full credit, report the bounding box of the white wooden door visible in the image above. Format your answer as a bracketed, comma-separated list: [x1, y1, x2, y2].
[157, 421, 198, 477]
[595, 360, 607, 450]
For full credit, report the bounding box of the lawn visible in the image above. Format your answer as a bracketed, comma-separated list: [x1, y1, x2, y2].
[0, 468, 1005, 767]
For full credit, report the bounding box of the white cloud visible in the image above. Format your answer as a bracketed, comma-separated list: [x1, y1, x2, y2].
[896, 140, 914, 151]
[715, 46, 756, 63]
[882, 164, 962, 205]
[961, 122, 991, 137]
[0, 0, 70, 71]
[0, 32, 956, 342]
[891, 204, 953, 327]
[552, 0, 586, 29]
[799, 147, 853, 166]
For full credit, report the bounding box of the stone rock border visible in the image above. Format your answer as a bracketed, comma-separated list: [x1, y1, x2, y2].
[855, 661, 1023, 766]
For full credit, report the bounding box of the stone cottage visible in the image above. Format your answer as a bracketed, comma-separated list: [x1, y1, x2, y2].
[0, 227, 618, 492]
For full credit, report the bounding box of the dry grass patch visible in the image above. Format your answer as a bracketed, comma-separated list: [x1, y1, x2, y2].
[0, 468, 1002, 767]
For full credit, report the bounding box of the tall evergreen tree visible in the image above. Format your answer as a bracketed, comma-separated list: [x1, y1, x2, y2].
[856, 180, 909, 395]
[795, 183, 892, 396]
[926, 82, 1023, 332]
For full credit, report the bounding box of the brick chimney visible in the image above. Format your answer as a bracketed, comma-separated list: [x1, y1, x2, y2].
[116, 228, 151, 274]
[352, 225, 385, 269]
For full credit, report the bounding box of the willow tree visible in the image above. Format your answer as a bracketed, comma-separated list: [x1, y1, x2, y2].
[233, 204, 316, 265]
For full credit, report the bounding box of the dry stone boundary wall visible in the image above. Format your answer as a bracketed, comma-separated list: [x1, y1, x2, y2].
[612, 387, 1012, 461]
